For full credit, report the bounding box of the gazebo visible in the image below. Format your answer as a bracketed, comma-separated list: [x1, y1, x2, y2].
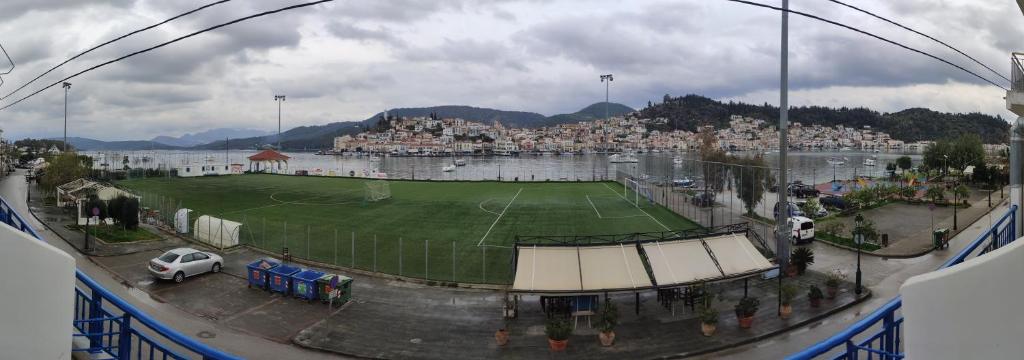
[247, 150, 290, 174]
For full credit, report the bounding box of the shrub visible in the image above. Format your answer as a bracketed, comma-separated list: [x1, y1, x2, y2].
[734, 297, 760, 318]
[597, 300, 618, 333]
[790, 247, 815, 274]
[545, 318, 572, 341]
[780, 284, 798, 306]
[808, 285, 824, 300]
[825, 268, 847, 288]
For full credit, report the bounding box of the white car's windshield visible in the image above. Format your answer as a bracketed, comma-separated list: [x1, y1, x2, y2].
[158, 252, 179, 263]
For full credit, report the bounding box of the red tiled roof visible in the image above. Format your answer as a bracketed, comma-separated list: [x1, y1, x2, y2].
[247, 150, 290, 161]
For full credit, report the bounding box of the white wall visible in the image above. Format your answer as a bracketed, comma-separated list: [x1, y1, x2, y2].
[0, 222, 75, 359]
[901, 236, 1024, 360]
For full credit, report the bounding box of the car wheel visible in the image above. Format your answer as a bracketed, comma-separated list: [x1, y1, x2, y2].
[212, 263, 221, 273]
[173, 272, 185, 283]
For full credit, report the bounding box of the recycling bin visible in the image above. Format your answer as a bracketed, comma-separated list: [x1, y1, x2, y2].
[292, 269, 325, 301]
[317, 274, 353, 305]
[268, 264, 301, 294]
[246, 259, 280, 290]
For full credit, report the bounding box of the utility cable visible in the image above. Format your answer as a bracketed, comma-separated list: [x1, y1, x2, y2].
[0, 0, 334, 112]
[724, 0, 1008, 91]
[0, 0, 231, 101]
[826, 0, 1009, 83]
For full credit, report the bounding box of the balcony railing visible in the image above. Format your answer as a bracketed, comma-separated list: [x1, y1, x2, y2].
[788, 205, 1017, 360]
[0, 196, 240, 360]
[1012, 53, 1024, 92]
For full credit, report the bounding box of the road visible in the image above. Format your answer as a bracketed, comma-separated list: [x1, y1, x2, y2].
[3, 170, 342, 359]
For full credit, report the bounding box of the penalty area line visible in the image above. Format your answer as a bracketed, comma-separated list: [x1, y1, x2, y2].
[477, 188, 523, 247]
[585, 195, 603, 219]
[602, 182, 671, 231]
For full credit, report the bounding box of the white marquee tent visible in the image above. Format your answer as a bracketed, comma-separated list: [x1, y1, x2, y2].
[193, 215, 241, 249]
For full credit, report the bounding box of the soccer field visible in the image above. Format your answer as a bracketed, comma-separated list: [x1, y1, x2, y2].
[119, 174, 700, 284]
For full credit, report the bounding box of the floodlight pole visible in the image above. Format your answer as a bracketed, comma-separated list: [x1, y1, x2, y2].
[275, 95, 286, 150]
[63, 82, 72, 152]
[776, 0, 791, 315]
[600, 74, 614, 121]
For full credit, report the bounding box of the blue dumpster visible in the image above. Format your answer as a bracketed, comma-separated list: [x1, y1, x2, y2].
[246, 259, 280, 290]
[268, 264, 301, 294]
[292, 269, 325, 301]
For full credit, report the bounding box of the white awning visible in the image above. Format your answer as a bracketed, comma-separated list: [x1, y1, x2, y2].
[511, 232, 775, 293]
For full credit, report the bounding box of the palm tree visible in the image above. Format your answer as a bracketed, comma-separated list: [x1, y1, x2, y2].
[925, 186, 945, 204]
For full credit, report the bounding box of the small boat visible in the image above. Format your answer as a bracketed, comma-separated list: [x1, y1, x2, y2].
[827, 157, 845, 166]
[454, 159, 466, 166]
[864, 157, 876, 166]
[609, 153, 638, 163]
[442, 165, 455, 172]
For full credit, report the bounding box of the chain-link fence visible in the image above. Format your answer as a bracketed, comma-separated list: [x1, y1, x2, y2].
[135, 190, 514, 284]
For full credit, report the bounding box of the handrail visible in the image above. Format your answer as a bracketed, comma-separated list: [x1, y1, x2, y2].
[0, 195, 241, 360]
[788, 205, 1017, 359]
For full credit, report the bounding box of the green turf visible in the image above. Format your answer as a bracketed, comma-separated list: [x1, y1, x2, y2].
[119, 174, 700, 284]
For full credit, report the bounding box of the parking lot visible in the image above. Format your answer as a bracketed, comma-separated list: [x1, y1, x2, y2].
[92, 247, 349, 343]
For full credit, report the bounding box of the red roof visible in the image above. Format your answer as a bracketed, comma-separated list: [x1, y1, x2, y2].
[247, 150, 290, 161]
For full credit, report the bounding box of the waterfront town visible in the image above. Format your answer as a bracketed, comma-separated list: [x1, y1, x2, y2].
[333, 113, 1005, 156]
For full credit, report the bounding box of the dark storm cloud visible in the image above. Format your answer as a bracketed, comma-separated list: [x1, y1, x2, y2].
[400, 38, 527, 71]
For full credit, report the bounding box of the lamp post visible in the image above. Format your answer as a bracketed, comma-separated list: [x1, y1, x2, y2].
[274, 95, 286, 150]
[63, 82, 72, 152]
[600, 74, 613, 121]
[854, 213, 864, 295]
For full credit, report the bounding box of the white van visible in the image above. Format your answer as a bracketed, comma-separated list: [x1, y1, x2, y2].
[790, 216, 815, 245]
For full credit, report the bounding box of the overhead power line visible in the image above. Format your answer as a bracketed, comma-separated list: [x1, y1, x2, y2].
[0, 42, 14, 88]
[0, 0, 231, 101]
[0, 0, 334, 112]
[723, 0, 1008, 91]
[826, 0, 1009, 83]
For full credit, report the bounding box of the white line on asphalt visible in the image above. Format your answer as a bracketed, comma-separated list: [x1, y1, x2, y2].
[477, 188, 523, 247]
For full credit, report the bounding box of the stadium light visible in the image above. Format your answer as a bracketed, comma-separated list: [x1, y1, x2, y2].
[600, 74, 614, 121]
[63, 82, 71, 152]
[274, 95, 286, 150]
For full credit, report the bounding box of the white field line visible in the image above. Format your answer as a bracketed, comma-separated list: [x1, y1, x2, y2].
[477, 188, 523, 247]
[602, 183, 671, 231]
[478, 198, 501, 215]
[585, 195, 603, 218]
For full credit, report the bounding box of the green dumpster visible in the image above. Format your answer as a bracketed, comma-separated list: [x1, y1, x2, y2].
[317, 274, 353, 305]
[933, 228, 950, 250]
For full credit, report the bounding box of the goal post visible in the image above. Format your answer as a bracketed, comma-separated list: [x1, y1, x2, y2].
[363, 180, 392, 204]
[624, 178, 654, 208]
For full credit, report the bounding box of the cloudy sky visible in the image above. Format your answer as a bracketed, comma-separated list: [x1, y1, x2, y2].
[0, 0, 1020, 141]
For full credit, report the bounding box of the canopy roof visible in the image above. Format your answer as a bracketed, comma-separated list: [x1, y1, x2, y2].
[511, 230, 775, 294]
[247, 150, 290, 161]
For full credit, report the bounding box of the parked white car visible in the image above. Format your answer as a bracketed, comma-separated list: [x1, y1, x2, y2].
[148, 248, 223, 283]
[790, 216, 815, 245]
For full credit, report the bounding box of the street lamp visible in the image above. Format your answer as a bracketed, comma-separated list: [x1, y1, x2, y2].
[63, 82, 72, 152]
[600, 74, 613, 121]
[854, 213, 864, 295]
[274, 95, 286, 150]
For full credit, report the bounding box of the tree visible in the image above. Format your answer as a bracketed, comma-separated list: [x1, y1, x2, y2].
[84, 195, 107, 220]
[856, 219, 880, 244]
[925, 186, 946, 203]
[953, 184, 970, 204]
[732, 156, 771, 215]
[896, 156, 912, 173]
[801, 198, 822, 218]
[121, 197, 140, 230]
[107, 196, 125, 224]
[923, 140, 952, 174]
[885, 162, 897, 179]
[40, 152, 91, 194]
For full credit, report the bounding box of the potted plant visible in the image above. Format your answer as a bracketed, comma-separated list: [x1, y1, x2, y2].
[808, 285, 824, 308]
[824, 269, 846, 299]
[734, 297, 760, 329]
[545, 318, 572, 351]
[597, 299, 618, 346]
[698, 292, 718, 336]
[780, 283, 797, 319]
[790, 247, 815, 275]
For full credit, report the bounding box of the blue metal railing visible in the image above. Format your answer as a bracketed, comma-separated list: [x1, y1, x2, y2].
[789, 205, 1018, 360]
[0, 196, 241, 360]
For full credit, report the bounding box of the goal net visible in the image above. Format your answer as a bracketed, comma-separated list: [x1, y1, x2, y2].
[364, 180, 392, 203]
[624, 178, 655, 208]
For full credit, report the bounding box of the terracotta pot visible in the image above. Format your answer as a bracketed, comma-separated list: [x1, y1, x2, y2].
[827, 286, 838, 299]
[738, 315, 754, 329]
[701, 322, 717, 337]
[598, 331, 615, 346]
[494, 329, 509, 346]
[548, 338, 568, 352]
[786, 265, 798, 277]
[810, 298, 821, 308]
[780, 304, 793, 319]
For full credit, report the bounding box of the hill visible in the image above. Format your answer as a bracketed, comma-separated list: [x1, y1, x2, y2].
[53, 137, 183, 151]
[195, 102, 635, 150]
[151, 128, 270, 147]
[640, 94, 1009, 143]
